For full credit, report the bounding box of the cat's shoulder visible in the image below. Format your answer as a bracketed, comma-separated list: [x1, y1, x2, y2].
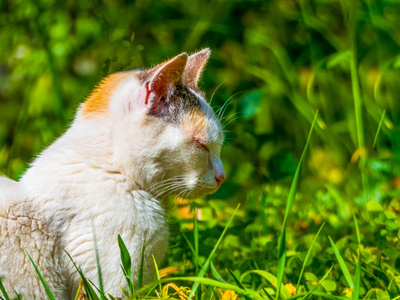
[0, 176, 19, 190]
[0, 176, 21, 205]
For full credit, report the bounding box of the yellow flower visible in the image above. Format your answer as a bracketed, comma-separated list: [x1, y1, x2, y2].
[219, 289, 239, 300]
[343, 287, 353, 297]
[156, 283, 191, 300]
[284, 283, 296, 295]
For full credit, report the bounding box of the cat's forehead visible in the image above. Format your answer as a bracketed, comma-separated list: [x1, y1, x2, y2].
[179, 89, 224, 145]
[146, 82, 222, 144]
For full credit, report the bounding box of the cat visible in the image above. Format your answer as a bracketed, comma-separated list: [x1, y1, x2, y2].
[0, 48, 226, 299]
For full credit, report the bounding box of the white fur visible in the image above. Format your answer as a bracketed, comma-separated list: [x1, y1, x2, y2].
[0, 73, 224, 299]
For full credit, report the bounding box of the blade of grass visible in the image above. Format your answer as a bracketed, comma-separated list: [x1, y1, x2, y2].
[12, 288, 21, 300]
[390, 278, 400, 297]
[194, 206, 199, 273]
[276, 111, 319, 300]
[210, 262, 227, 283]
[353, 214, 361, 300]
[300, 291, 347, 300]
[187, 203, 241, 300]
[277, 228, 286, 300]
[138, 243, 146, 291]
[0, 278, 10, 300]
[144, 284, 159, 298]
[118, 234, 134, 294]
[152, 255, 162, 294]
[299, 266, 333, 300]
[373, 109, 386, 150]
[341, 256, 378, 281]
[226, 269, 251, 300]
[227, 268, 247, 292]
[65, 250, 100, 300]
[26, 251, 56, 300]
[74, 281, 83, 300]
[240, 270, 291, 299]
[295, 222, 325, 294]
[328, 236, 354, 289]
[193, 205, 200, 300]
[262, 288, 274, 300]
[261, 193, 267, 234]
[341, 0, 368, 200]
[181, 229, 196, 257]
[92, 220, 107, 300]
[251, 240, 260, 270]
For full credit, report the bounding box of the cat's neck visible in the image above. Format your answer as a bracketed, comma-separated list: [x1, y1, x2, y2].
[19, 116, 146, 204]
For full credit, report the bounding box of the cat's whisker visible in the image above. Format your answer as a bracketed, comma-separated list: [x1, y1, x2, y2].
[222, 129, 232, 133]
[222, 113, 241, 129]
[175, 189, 190, 201]
[221, 136, 234, 143]
[160, 187, 183, 201]
[222, 117, 240, 130]
[220, 111, 239, 122]
[149, 182, 183, 196]
[154, 182, 187, 199]
[146, 175, 189, 193]
[176, 189, 189, 201]
[185, 189, 194, 200]
[209, 82, 224, 105]
[217, 91, 243, 119]
[149, 179, 178, 188]
[155, 181, 183, 191]
[216, 93, 235, 116]
[160, 186, 188, 201]
[213, 138, 225, 145]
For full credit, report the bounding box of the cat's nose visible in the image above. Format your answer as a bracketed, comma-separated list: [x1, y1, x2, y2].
[215, 171, 226, 187]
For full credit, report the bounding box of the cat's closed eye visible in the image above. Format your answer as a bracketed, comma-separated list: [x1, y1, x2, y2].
[194, 140, 209, 152]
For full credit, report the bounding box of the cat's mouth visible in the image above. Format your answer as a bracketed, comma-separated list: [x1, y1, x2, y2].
[186, 181, 221, 199]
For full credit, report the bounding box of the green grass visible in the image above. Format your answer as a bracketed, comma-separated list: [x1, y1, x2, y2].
[26, 251, 56, 300]
[276, 111, 318, 300]
[2, 0, 400, 299]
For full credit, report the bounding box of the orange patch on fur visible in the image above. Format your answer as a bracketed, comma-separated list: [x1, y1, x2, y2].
[181, 108, 207, 143]
[81, 72, 133, 118]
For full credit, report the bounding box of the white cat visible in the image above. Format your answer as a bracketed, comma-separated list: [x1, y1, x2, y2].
[0, 49, 226, 299]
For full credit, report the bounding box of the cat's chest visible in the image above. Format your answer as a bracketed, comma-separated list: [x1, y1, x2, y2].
[61, 190, 168, 294]
[63, 190, 168, 264]
[67, 189, 166, 236]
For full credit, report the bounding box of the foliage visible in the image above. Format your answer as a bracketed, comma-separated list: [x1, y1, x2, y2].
[1, 0, 400, 298]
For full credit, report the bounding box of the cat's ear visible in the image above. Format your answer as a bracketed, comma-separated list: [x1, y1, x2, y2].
[183, 48, 211, 90]
[147, 53, 188, 100]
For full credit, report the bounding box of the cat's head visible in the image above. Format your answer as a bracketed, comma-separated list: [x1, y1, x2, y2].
[80, 49, 225, 199]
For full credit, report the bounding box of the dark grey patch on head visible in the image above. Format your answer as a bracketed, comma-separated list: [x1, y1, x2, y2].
[137, 67, 159, 84]
[148, 84, 201, 124]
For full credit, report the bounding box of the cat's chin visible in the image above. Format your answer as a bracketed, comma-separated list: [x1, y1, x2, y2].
[184, 186, 220, 199]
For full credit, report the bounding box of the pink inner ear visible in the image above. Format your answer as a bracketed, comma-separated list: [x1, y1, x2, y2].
[145, 82, 151, 105]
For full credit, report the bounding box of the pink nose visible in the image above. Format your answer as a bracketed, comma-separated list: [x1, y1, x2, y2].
[215, 171, 226, 187]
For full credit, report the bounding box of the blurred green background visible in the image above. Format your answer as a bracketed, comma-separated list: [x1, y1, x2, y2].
[2, 0, 400, 187]
[2, 0, 400, 297]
